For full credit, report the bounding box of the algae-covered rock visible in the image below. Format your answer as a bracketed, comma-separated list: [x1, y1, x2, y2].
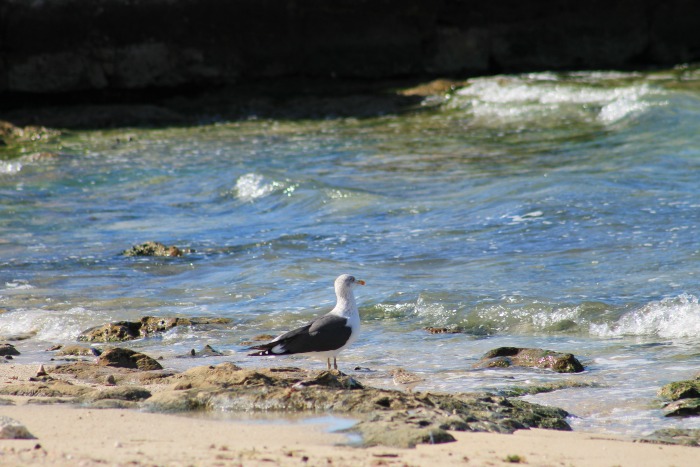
[658, 380, 700, 401]
[475, 347, 584, 373]
[78, 316, 231, 342]
[0, 343, 20, 356]
[98, 348, 162, 371]
[122, 241, 191, 257]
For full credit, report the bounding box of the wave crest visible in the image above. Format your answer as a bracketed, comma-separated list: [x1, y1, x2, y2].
[590, 294, 700, 339]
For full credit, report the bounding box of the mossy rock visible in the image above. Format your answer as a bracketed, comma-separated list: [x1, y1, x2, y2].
[658, 380, 700, 401]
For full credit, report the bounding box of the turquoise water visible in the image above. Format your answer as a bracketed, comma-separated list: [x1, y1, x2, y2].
[2, 68, 700, 436]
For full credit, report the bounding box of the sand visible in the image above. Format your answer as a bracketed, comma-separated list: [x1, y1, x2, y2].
[1, 363, 698, 466]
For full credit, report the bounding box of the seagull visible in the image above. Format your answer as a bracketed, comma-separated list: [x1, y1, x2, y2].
[248, 274, 365, 370]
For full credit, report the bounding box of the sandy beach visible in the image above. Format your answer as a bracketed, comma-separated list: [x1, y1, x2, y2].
[0, 363, 697, 467]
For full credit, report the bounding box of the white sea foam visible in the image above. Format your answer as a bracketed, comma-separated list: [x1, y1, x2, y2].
[0, 161, 22, 175]
[0, 307, 108, 342]
[234, 173, 283, 201]
[452, 74, 660, 126]
[590, 294, 700, 339]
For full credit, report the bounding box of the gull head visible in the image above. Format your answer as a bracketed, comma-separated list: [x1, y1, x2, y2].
[334, 274, 365, 295]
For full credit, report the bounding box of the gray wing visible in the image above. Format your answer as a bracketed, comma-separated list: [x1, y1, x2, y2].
[248, 314, 351, 355]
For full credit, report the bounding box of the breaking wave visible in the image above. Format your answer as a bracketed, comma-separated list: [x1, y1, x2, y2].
[590, 294, 700, 339]
[450, 72, 662, 126]
[234, 173, 287, 201]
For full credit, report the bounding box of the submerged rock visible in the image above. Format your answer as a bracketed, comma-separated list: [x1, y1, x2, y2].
[0, 416, 36, 440]
[424, 327, 463, 334]
[98, 348, 162, 371]
[475, 347, 585, 373]
[78, 316, 231, 342]
[0, 343, 20, 356]
[640, 428, 700, 447]
[177, 344, 224, 358]
[122, 241, 191, 257]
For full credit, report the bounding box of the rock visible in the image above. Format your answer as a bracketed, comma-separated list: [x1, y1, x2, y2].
[0, 416, 36, 440]
[658, 380, 700, 401]
[87, 387, 152, 402]
[50, 361, 173, 385]
[177, 345, 224, 358]
[55, 344, 98, 357]
[78, 316, 231, 342]
[350, 410, 456, 448]
[122, 241, 191, 257]
[0, 343, 20, 356]
[98, 348, 163, 371]
[663, 398, 700, 417]
[424, 327, 462, 334]
[391, 368, 423, 386]
[78, 321, 142, 342]
[0, 380, 91, 398]
[640, 428, 700, 447]
[475, 347, 585, 373]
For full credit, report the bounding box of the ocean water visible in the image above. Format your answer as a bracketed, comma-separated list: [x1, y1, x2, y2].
[2, 68, 700, 437]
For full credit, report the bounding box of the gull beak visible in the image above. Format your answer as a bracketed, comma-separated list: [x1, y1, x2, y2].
[357, 279, 366, 286]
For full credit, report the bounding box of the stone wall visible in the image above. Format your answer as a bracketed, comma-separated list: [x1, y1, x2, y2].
[1, 0, 699, 94]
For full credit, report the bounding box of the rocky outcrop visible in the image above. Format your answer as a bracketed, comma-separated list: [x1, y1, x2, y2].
[78, 316, 231, 342]
[1, 0, 699, 97]
[475, 347, 585, 373]
[144, 364, 571, 447]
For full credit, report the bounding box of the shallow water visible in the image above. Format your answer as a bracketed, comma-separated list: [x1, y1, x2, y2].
[2, 67, 700, 437]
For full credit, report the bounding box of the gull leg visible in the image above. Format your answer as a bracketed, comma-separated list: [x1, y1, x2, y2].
[333, 357, 338, 370]
[327, 358, 331, 370]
